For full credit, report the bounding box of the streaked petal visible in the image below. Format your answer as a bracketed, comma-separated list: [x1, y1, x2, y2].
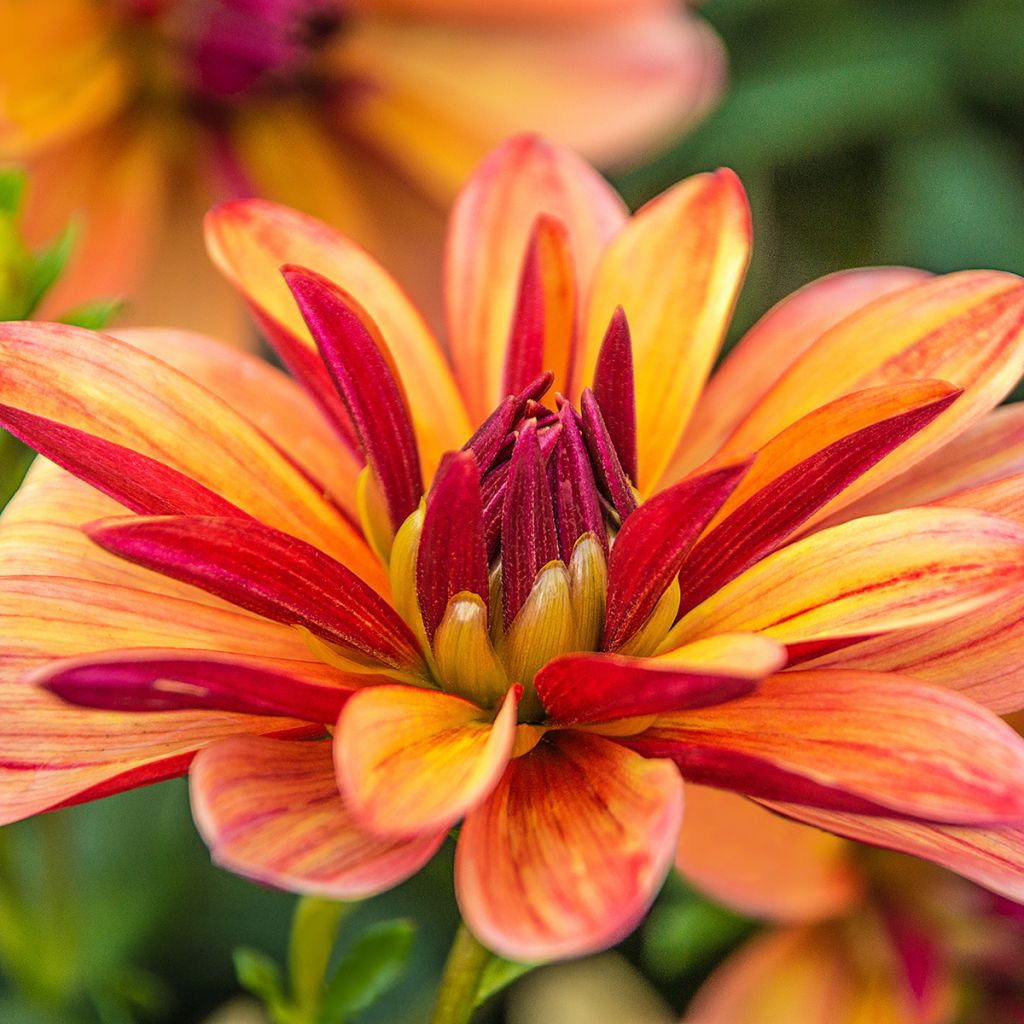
[535, 634, 783, 725]
[335, 685, 518, 836]
[0, 321, 382, 586]
[34, 650, 351, 724]
[675, 381, 960, 618]
[628, 669, 1024, 823]
[582, 168, 751, 492]
[191, 736, 444, 899]
[455, 731, 683, 961]
[826, 403, 1024, 524]
[113, 328, 362, 520]
[677, 786, 861, 922]
[0, 573, 337, 823]
[205, 198, 469, 478]
[87, 516, 423, 671]
[720, 272, 1024, 489]
[444, 134, 627, 420]
[671, 267, 930, 477]
[667, 508, 1024, 650]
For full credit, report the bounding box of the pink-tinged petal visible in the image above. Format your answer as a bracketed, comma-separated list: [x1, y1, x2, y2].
[445, 134, 627, 420]
[670, 267, 931, 477]
[191, 736, 444, 899]
[828, 403, 1024, 524]
[551, 403, 606, 560]
[582, 169, 751, 493]
[685, 922, 929, 1024]
[89, 515, 423, 672]
[677, 786, 861, 922]
[603, 459, 751, 652]
[284, 266, 423, 531]
[720, 272, 1024, 489]
[0, 321, 383, 588]
[502, 214, 577, 401]
[579, 389, 637, 520]
[591, 307, 638, 484]
[205, 199, 470, 478]
[675, 381, 961, 619]
[627, 669, 1024, 824]
[35, 650, 351, 724]
[0, 407, 249, 519]
[417, 452, 489, 642]
[455, 731, 683, 962]
[669, 508, 1024, 650]
[336, 685, 518, 837]
[113, 328, 363, 521]
[502, 420, 560, 628]
[535, 633, 784, 725]
[341, 11, 723, 198]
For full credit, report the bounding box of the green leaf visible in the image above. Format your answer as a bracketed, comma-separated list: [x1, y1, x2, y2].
[288, 897, 350, 1014]
[315, 920, 414, 1024]
[0, 169, 26, 217]
[23, 219, 78, 317]
[473, 956, 537, 1008]
[0, 432, 33, 512]
[59, 298, 124, 331]
[234, 947, 288, 1017]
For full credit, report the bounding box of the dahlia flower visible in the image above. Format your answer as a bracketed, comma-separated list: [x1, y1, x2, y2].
[0, 0, 723, 336]
[4, 136, 1024, 965]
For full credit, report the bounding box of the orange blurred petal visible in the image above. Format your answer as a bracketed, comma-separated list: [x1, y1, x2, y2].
[677, 786, 861, 922]
[456, 731, 683, 961]
[335, 685, 518, 835]
[582, 169, 751, 493]
[444, 133, 627, 421]
[671, 267, 930, 478]
[191, 736, 445, 899]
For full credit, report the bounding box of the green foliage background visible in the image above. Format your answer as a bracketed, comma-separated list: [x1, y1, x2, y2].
[2, 0, 1023, 1020]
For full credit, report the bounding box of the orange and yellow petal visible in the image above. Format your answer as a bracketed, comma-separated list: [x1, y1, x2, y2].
[582, 168, 751, 493]
[191, 736, 445, 899]
[455, 731, 683, 961]
[629, 669, 1024, 824]
[335, 685, 518, 836]
[676, 786, 862, 923]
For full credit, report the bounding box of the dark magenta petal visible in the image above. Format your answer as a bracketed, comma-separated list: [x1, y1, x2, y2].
[591, 307, 638, 484]
[603, 460, 752, 651]
[580, 389, 637, 520]
[535, 652, 756, 724]
[675, 389, 961, 618]
[0, 405, 249, 518]
[501, 420, 560, 628]
[284, 265, 423, 532]
[417, 452, 490, 641]
[88, 515, 423, 669]
[38, 651, 349, 724]
[551, 403, 607, 560]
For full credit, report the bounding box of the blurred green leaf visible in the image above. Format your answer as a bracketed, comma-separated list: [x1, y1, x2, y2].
[23, 220, 78, 317]
[288, 898, 349, 1015]
[473, 956, 536, 1008]
[315, 920, 414, 1024]
[60, 299, 125, 331]
[0, 170, 26, 217]
[234, 949, 287, 1020]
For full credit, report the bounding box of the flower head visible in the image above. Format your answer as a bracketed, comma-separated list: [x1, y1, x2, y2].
[0, 0, 723, 335]
[5, 136, 1024, 961]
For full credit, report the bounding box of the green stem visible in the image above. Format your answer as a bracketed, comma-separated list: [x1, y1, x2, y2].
[429, 922, 492, 1024]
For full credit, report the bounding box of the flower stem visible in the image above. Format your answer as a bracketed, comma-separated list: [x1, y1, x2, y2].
[429, 922, 492, 1024]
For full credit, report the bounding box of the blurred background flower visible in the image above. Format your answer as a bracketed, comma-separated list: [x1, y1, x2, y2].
[0, 0, 723, 339]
